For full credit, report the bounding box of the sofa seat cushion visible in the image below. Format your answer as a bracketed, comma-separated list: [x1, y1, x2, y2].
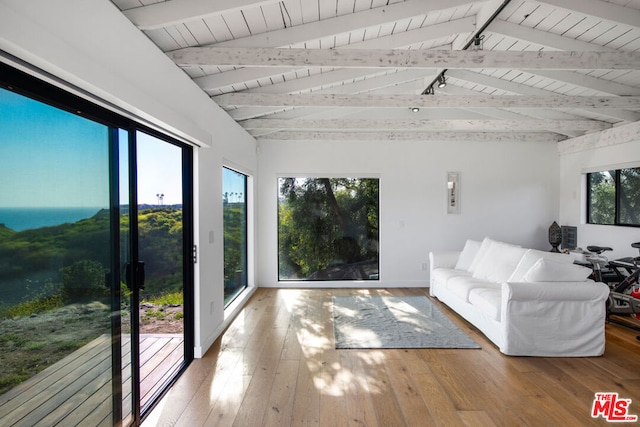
[432, 268, 472, 287]
[469, 288, 502, 321]
[447, 276, 501, 302]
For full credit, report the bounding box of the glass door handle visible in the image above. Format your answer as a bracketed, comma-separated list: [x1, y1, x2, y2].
[125, 261, 146, 290]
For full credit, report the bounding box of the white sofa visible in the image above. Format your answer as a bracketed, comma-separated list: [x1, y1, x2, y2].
[429, 237, 610, 357]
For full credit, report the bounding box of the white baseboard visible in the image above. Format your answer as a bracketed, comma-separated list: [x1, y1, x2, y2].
[259, 280, 429, 288]
[194, 286, 258, 358]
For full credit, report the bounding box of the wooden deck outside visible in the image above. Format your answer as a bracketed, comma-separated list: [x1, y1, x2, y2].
[0, 334, 183, 427]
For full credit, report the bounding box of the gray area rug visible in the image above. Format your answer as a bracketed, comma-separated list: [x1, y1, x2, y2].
[333, 296, 481, 349]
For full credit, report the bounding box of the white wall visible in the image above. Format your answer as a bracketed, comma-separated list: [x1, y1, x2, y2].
[8, 0, 636, 359]
[0, 0, 258, 358]
[257, 138, 561, 287]
[559, 138, 640, 261]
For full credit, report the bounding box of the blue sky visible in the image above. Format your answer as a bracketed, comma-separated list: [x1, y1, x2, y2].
[0, 88, 109, 208]
[223, 167, 247, 202]
[132, 131, 183, 205]
[1, 88, 184, 207]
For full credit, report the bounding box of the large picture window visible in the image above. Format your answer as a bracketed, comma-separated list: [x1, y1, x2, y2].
[587, 167, 640, 226]
[278, 177, 379, 281]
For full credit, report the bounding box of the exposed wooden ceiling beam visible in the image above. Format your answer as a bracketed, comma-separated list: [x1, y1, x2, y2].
[447, 69, 640, 122]
[558, 119, 640, 154]
[169, 47, 640, 70]
[192, 16, 473, 90]
[242, 68, 431, 95]
[195, 66, 309, 92]
[226, 75, 431, 120]
[255, 130, 566, 143]
[528, 70, 640, 97]
[437, 85, 592, 137]
[214, 93, 640, 109]
[446, 70, 557, 96]
[227, 76, 435, 120]
[591, 109, 640, 123]
[486, 20, 640, 97]
[230, 71, 636, 126]
[240, 118, 611, 132]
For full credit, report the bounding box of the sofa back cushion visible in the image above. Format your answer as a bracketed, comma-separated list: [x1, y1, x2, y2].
[508, 249, 574, 282]
[454, 239, 482, 271]
[522, 258, 593, 282]
[468, 237, 496, 273]
[472, 240, 528, 283]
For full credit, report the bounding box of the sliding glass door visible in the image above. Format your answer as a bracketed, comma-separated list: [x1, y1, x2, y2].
[118, 129, 194, 426]
[0, 64, 193, 426]
[132, 131, 190, 417]
[0, 85, 117, 425]
[118, 129, 193, 426]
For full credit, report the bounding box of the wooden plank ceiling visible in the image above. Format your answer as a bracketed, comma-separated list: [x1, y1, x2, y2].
[111, 0, 640, 143]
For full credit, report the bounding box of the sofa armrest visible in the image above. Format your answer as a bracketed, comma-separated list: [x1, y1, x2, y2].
[503, 281, 609, 302]
[428, 251, 461, 270]
[500, 281, 610, 356]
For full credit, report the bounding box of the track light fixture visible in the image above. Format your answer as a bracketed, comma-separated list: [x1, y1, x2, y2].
[471, 34, 484, 51]
[421, 72, 445, 95]
[421, 86, 434, 95]
[419, 26, 489, 95]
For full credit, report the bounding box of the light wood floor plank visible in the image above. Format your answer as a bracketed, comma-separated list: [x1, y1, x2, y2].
[200, 359, 251, 427]
[145, 288, 640, 427]
[384, 357, 436, 426]
[318, 350, 350, 427]
[232, 325, 289, 427]
[457, 410, 498, 427]
[360, 360, 408, 426]
[290, 355, 320, 426]
[339, 350, 379, 427]
[263, 359, 299, 426]
[173, 347, 241, 426]
[411, 371, 466, 426]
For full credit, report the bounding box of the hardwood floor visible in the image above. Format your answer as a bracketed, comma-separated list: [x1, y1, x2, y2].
[144, 288, 640, 427]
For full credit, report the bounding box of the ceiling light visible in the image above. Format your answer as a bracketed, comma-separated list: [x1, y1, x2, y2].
[437, 73, 447, 88]
[422, 86, 434, 95]
[471, 34, 484, 51]
[411, 107, 420, 113]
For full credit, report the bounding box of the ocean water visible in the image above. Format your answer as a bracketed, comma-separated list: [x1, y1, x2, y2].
[0, 207, 104, 232]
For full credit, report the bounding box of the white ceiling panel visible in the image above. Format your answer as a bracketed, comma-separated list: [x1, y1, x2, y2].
[111, 0, 640, 142]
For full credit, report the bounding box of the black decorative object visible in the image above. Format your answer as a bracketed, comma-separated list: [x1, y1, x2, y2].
[549, 221, 562, 252]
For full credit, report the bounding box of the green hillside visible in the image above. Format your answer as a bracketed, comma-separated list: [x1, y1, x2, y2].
[0, 224, 16, 240]
[0, 208, 183, 309]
